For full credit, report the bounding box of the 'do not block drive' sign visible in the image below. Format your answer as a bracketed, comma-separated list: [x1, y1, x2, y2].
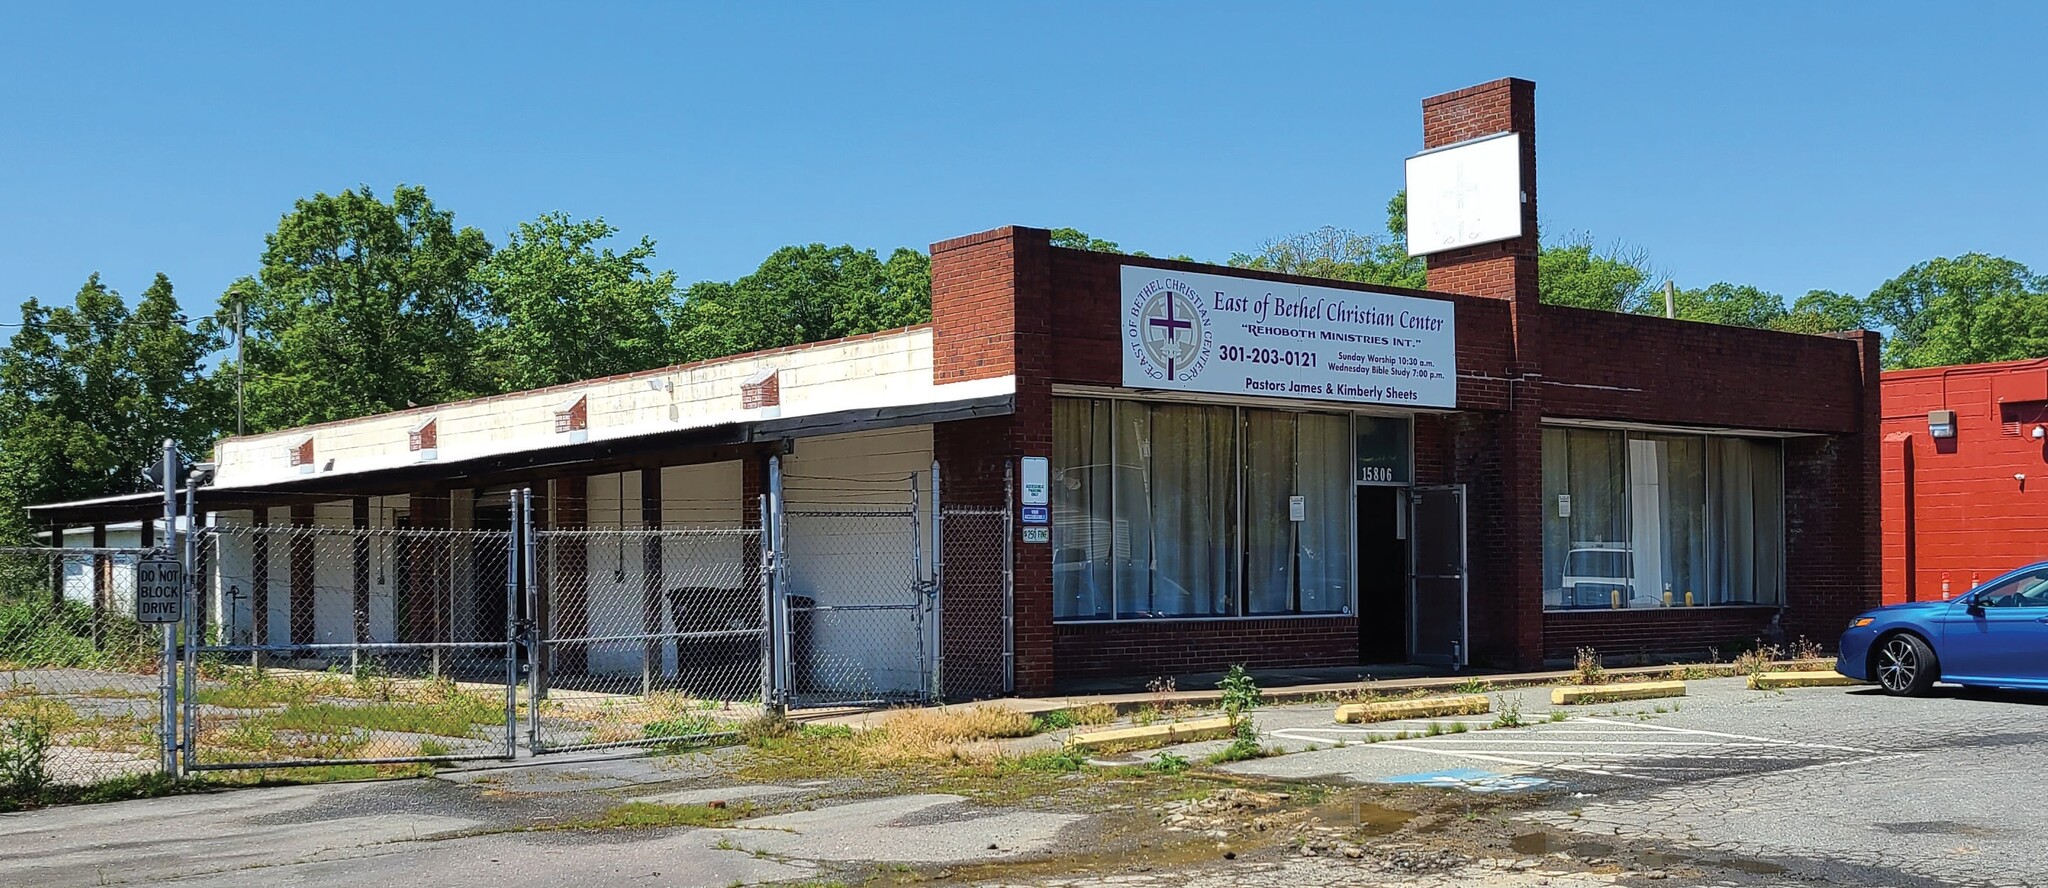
[135, 557, 184, 624]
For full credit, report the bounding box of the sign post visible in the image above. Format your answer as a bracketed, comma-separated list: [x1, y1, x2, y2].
[157, 440, 179, 778]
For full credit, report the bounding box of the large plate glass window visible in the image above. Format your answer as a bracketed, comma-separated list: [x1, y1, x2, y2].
[1541, 427, 1785, 610]
[1052, 397, 1354, 621]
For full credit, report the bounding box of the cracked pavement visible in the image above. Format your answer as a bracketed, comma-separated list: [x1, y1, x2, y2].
[1, 677, 2043, 887]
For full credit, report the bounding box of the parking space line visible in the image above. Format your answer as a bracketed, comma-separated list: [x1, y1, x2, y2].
[1573, 717, 1882, 753]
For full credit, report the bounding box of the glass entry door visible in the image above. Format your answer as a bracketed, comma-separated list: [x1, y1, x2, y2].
[1409, 484, 1468, 666]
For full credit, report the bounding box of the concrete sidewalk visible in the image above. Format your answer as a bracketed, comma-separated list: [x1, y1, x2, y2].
[798, 659, 1823, 729]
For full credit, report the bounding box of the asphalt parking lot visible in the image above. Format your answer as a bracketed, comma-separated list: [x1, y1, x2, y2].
[1218, 677, 2048, 887]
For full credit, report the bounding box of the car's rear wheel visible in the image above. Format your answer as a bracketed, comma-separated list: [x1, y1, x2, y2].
[1875, 633, 1938, 697]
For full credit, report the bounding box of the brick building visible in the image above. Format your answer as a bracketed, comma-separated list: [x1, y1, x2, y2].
[1880, 359, 2048, 605]
[32, 78, 1882, 697]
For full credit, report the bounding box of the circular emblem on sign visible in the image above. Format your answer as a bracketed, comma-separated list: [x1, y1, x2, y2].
[1127, 277, 1211, 382]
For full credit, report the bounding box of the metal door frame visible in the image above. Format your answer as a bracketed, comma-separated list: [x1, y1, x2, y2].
[1408, 483, 1468, 668]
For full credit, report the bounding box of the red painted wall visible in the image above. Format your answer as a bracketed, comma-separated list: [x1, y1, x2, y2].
[1880, 360, 2048, 605]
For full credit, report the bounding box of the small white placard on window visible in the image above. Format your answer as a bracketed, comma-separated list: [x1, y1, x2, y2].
[1557, 494, 1572, 518]
[1289, 495, 1306, 522]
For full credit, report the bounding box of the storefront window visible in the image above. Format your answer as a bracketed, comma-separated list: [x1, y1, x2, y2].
[1542, 427, 1784, 610]
[1052, 397, 1358, 620]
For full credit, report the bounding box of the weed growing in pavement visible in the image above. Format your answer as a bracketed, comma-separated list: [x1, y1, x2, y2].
[1130, 705, 1160, 727]
[1491, 694, 1527, 729]
[1031, 710, 1075, 732]
[1147, 675, 1177, 709]
[1733, 641, 1783, 679]
[1068, 702, 1119, 726]
[1425, 722, 1445, 737]
[1572, 648, 1606, 685]
[1452, 677, 1488, 695]
[0, 717, 53, 805]
[1548, 710, 1569, 723]
[1206, 737, 1280, 765]
[1219, 666, 1263, 730]
[1449, 721, 1469, 734]
[1147, 752, 1190, 775]
[1789, 635, 1827, 662]
[1011, 748, 1087, 773]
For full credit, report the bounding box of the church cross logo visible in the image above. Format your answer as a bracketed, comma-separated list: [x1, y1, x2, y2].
[1127, 276, 1211, 383]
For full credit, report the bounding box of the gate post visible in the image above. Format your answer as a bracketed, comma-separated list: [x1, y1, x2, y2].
[158, 439, 177, 778]
[930, 460, 943, 703]
[181, 473, 201, 776]
[523, 488, 543, 752]
[766, 456, 789, 713]
[1003, 460, 1015, 695]
[503, 489, 522, 760]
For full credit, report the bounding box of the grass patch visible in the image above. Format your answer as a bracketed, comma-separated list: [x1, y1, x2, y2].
[1205, 737, 1281, 765]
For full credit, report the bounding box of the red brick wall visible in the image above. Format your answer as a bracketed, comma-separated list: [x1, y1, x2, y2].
[1053, 618, 1359, 683]
[1544, 607, 1779, 660]
[931, 227, 1056, 694]
[1533, 306, 1866, 434]
[1880, 359, 2048, 605]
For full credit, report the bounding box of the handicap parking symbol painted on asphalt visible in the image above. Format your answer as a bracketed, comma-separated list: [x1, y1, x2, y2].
[1377, 768, 1551, 793]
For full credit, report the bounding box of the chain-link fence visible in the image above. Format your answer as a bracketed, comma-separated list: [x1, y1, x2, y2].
[937, 506, 1012, 700]
[528, 527, 765, 752]
[779, 504, 932, 709]
[0, 547, 166, 789]
[186, 525, 518, 769]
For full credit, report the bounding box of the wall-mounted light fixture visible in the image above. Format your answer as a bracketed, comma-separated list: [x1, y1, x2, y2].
[2033, 425, 2045, 440]
[1928, 409, 1957, 439]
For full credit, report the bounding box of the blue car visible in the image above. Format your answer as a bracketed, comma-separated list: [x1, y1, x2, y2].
[1838, 562, 2048, 696]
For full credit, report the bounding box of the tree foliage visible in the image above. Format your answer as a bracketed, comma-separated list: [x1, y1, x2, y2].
[1539, 237, 1658, 313]
[670, 244, 931, 363]
[1866, 254, 2048, 369]
[228, 185, 494, 430]
[0, 275, 222, 540]
[474, 213, 679, 390]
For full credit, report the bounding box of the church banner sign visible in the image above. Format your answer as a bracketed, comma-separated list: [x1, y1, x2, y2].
[1119, 266, 1457, 408]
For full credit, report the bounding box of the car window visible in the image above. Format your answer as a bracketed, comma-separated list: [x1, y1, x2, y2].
[1979, 571, 2048, 607]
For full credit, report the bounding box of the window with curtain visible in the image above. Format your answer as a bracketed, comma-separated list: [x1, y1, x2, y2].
[1543, 427, 1783, 610]
[1052, 399, 1113, 619]
[1051, 397, 1354, 620]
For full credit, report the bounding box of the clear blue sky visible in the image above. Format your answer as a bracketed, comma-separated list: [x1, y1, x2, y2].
[3, 3, 2044, 323]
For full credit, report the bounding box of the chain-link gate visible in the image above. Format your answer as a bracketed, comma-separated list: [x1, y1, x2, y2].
[188, 522, 520, 770]
[0, 546, 167, 787]
[526, 505, 768, 753]
[771, 461, 938, 709]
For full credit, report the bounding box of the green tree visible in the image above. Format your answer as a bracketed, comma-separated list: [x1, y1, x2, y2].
[1049, 228, 1123, 253]
[670, 244, 933, 363]
[1866, 254, 2048, 369]
[226, 185, 494, 430]
[1539, 237, 1658, 313]
[474, 213, 679, 390]
[1656, 282, 1791, 328]
[0, 275, 222, 540]
[1771, 289, 1868, 335]
[1229, 193, 1426, 288]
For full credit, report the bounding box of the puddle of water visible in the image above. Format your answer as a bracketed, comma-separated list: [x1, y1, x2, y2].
[1511, 833, 1789, 877]
[1506, 833, 1610, 858]
[1311, 801, 1417, 836]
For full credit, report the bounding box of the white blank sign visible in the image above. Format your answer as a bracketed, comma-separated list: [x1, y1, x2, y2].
[1405, 132, 1523, 257]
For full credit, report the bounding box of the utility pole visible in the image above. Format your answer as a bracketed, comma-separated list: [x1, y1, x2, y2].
[231, 288, 246, 436]
[1663, 280, 1677, 319]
